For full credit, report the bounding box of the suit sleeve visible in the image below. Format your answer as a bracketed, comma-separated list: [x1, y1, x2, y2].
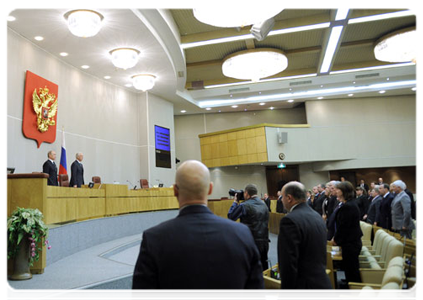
[132, 233, 158, 289]
[70, 162, 77, 186]
[244, 229, 265, 289]
[334, 206, 351, 246]
[278, 217, 301, 289]
[400, 196, 412, 228]
[227, 202, 244, 220]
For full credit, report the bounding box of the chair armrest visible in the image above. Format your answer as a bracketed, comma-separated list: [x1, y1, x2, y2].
[348, 282, 382, 289]
[359, 268, 386, 284]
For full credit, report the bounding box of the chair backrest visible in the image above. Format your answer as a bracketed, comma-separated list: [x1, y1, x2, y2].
[360, 221, 372, 242]
[92, 176, 101, 184]
[376, 282, 400, 300]
[140, 179, 149, 188]
[385, 239, 404, 264]
[59, 174, 69, 187]
[375, 231, 390, 255]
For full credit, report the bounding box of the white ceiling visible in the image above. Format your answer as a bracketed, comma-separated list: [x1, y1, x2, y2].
[7, 8, 417, 116]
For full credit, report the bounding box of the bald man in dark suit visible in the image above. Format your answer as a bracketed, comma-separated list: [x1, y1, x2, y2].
[132, 160, 264, 289]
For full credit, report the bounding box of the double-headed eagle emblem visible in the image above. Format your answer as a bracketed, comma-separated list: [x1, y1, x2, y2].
[32, 87, 58, 133]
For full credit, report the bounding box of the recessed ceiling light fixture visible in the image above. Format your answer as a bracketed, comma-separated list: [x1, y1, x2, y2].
[109, 48, 140, 70]
[222, 48, 288, 81]
[181, 110, 187, 113]
[206, 107, 212, 110]
[193, 7, 283, 28]
[7, 16, 16, 22]
[320, 26, 344, 73]
[348, 93, 354, 97]
[379, 90, 386, 94]
[317, 96, 324, 99]
[60, 52, 69, 57]
[125, 83, 132, 87]
[198, 80, 416, 107]
[412, 87, 416, 91]
[64, 9, 104, 38]
[181, 22, 330, 49]
[34, 36, 44, 41]
[269, 107, 275, 110]
[132, 74, 156, 91]
[259, 102, 266, 106]
[374, 27, 416, 63]
[231, 105, 238, 108]
[81, 65, 90, 69]
[287, 99, 294, 103]
[348, 10, 414, 24]
[104, 76, 111, 79]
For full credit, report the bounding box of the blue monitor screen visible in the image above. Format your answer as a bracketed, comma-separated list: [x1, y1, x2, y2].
[155, 125, 170, 152]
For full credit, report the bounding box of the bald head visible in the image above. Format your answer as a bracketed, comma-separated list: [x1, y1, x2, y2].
[281, 181, 307, 211]
[174, 160, 213, 207]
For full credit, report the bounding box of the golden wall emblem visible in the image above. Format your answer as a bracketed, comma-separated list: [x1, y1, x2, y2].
[32, 87, 58, 133]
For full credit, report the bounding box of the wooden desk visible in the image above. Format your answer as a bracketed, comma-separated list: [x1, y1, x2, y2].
[269, 212, 285, 235]
[207, 199, 234, 219]
[7, 175, 179, 273]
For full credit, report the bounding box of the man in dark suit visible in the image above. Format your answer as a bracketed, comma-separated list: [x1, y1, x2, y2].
[359, 179, 369, 193]
[42, 150, 58, 186]
[277, 181, 332, 289]
[276, 191, 285, 213]
[69, 152, 84, 188]
[376, 183, 395, 229]
[263, 193, 271, 212]
[313, 183, 326, 216]
[132, 160, 264, 289]
[363, 187, 381, 225]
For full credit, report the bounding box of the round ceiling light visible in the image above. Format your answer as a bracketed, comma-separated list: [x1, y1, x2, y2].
[132, 74, 156, 91]
[374, 27, 416, 63]
[109, 48, 140, 70]
[222, 48, 288, 81]
[193, 8, 283, 28]
[64, 10, 104, 38]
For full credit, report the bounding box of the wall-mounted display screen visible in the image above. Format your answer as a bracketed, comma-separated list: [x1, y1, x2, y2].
[155, 125, 171, 168]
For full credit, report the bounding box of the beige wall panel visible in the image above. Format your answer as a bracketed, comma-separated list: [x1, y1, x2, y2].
[236, 131, 246, 139]
[219, 134, 228, 142]
[229, 156, 239, 165]
[247, 153, 258, 163]
[257, 152, 268, 162]
[256, 136, 267, 153]
[254, 127, 265, 137]
[218, 142, 229, 158]
[238, 155, 248, 164]
[202, 144, 212, 160]
[228, 140, 237, 156]
[237, 139, 247, 155]
[245, 129, 255, 138]
[228, 132, 237, 140]
[246, 138, 257, 154]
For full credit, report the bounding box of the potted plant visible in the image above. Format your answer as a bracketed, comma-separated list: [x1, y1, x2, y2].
[7, 207, 50, 280]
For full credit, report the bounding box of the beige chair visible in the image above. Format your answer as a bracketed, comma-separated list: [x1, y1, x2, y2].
[360, 236, 404, 269]
[360, 221, 372, 247]
[339, 257, 404, 300]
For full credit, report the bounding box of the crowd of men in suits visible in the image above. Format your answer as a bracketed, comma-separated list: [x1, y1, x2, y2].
[307, 177, 416, 239]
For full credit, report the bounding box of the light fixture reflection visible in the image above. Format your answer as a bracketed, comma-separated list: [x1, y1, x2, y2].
[132, 74, 156, 91]
[64, 9, 104, 38]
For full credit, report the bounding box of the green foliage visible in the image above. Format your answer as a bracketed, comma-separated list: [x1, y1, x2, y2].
[7, 207, 49, 266]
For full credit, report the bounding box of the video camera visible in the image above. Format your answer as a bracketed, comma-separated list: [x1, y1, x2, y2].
[229, 188, 244, 200]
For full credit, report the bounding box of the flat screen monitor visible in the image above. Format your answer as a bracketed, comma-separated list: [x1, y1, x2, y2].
[6, 167, 15, 174]
[155, 125, 171, 168]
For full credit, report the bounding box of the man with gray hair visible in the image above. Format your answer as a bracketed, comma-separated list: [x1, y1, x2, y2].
[69, 152, 84, 188]
[391, 180, 415, 239]
[228, 183, 269, 271]
[133, 160, 264, 288]
[277, 181, 331, 289]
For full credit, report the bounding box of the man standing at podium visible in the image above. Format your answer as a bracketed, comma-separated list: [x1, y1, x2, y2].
[42, 150, 58, 186]
[132, 160, 264, 289]
[70, 152, 84, 188]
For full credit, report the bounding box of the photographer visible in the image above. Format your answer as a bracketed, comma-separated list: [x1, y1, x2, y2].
[228, 184, 270, 271]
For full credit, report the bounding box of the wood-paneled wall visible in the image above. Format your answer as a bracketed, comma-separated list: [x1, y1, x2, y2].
[199, 125, 268, 168]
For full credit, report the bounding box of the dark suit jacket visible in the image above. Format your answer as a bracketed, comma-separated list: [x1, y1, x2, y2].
[377, 192, 395, 229]
[366, 195, 381, 224]
[42, 160, 58, 186]
[313, 192, 326, 215]
[277, 202, 331, 289]
[276, 196, 285, 213]
[264, 197, 271, 212]
[334, 200, 363, 247]
[69, 160, 84, 187]
[132, 205, 264, 289]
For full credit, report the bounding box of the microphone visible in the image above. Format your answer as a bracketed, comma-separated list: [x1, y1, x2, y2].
[126, 180, 135, 189]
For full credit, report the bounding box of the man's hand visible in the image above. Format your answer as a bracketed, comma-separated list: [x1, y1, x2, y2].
[234, 193, 239, 204]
